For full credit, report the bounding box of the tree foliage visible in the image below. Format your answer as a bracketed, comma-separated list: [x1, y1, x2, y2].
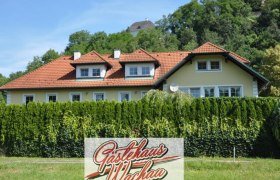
[42, 49, 60, 64]
[260, 44, 280, 96]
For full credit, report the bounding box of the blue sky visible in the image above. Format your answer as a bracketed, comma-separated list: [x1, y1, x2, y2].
[0, 0, 188, 77]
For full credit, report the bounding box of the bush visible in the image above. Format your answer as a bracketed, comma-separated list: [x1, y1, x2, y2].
[0, 95, 279, 157]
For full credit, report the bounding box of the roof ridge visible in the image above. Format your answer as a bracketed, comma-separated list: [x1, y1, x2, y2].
[205, 42, 227, 52]
[138, 48, 159, 61]
[192, 42, 227, 53]
[76, 50, 112, 67]
[0, 56, 70, 88]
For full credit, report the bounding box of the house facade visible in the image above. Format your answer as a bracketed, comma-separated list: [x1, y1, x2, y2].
[0, 42, 269, 104]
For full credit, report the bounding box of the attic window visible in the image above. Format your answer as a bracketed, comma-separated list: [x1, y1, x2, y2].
[196, 60, 221, 71]
[92, 68, 101, 77]
[129, 67, 138, 76]
[80, 68, 89, 77]
[142, 67, 150, 76]
[197, 61, 207, 70]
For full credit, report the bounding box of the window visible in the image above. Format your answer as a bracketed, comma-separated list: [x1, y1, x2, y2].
[80, 68, 89, 77]
[219, 87, 229, 97]
[71, 93, 81, 102]
[47, 94, 57, 102]
[94, 93, 105, 101]
[129, 67, 138, 76]
[190, 88, 201, 97]
[210, 61, 220, 70]
[142, 67, 150, 76]
[92, 68, 101, 77]
[24, 95, 34, 104]
[197, 60, 221, 71]
[219, 86, 241, 97]
[179, 87, 189, 94]
[204, 87, 215, 97]
[119, 92, 131, 101]
[231, 87, 241, 97]
[197, 61, 207, 70]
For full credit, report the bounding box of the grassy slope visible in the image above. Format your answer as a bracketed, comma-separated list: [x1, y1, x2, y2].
[0, 157, 279, 180]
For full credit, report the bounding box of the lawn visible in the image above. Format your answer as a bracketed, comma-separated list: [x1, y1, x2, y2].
[0, 157, 279, 179]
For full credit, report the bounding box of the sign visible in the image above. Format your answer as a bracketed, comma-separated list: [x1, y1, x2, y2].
[85, 138, 184, 180]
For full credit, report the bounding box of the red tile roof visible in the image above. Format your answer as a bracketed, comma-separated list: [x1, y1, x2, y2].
[119, 49, 159, 64]
[71, 51, 111, 66]
[0, 43, 251, 90]
[192, 42, 226, 53]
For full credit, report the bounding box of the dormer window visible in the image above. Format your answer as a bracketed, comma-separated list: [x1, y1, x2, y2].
[125, 63, 154, 78]
[142, 67, 150, 76]
[76, 65, 106, 80]
[80, 68, 89, 77]
[129, 67, 138, 76]
[92, 68, 101, 77]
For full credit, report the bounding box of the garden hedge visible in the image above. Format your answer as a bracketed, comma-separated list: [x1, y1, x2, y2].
[0, 91, 279, 157]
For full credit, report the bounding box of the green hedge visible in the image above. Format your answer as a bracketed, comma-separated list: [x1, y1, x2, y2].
[0, 92, 279, 157]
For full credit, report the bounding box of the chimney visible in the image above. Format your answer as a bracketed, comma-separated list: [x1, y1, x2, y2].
[114, 49, 121, 59]
[74, 51, 81, 60]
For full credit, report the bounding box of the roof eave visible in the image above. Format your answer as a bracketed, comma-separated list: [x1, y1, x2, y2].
[0, 84, 154, 91]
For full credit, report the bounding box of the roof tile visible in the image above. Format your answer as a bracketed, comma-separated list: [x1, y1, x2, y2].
[0, 43, 250, 90]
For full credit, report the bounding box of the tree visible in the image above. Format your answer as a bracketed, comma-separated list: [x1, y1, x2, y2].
[0, 73, 7, 86]
[64, 30, 92, 55]
[86, 32, 109, 53]
[26, 56, 43, 72]
[107, 31, 137, 53]
[42, 49, 60, 64]
[136, 28, 178, 52]
[260, 44, 280, 96]
[0, 73, 7, 103]
[8, 71, 25, 82]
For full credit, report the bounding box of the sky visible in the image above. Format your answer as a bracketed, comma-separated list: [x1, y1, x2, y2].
[0, 0, 188, 77]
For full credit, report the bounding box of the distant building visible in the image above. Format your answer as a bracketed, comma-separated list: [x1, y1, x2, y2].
[128, 19, 155, 36]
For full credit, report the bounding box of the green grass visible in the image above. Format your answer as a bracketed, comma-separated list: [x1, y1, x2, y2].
[0, 157, 279, 179]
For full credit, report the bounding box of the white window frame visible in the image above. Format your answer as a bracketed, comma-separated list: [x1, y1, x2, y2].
[22, 94, 35, 104]
[129, 67, 138, 76]
[46, 93, 58, 102]
[197, 61, 207, 71]
[76, 65, 106, 79]
[80, 68, 89, 77]
[203, 87, 215, 97]
[92, 68, 101, 77]
[69, 92, 82, 102]
[218, 86, 243, 97]
[125, 63, 155, 78]
[93, 92, 106, 101]
[196, 60, 222, 72]
[210, 61, 221, 70]
[178, 87, 202, 98]
[118, 91, 131, 102]
[6, 91, 11, 105]
[141, 67, 150, 76]
[178, 84, 243, 98]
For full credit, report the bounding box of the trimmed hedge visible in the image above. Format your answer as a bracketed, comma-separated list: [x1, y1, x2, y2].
[0, 91, 279, 157]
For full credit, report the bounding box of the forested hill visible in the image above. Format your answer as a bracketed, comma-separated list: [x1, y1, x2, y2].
[0, 0, 280, 100]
